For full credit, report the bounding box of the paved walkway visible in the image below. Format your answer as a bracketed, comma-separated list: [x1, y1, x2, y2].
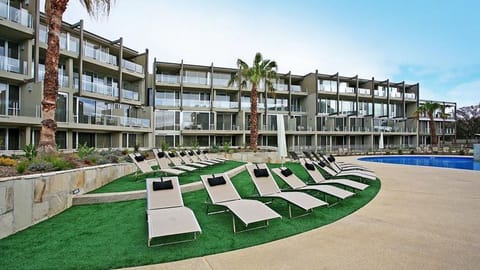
[126, 157, 480, 270]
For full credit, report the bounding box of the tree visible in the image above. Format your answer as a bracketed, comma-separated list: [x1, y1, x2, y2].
[38, 0, 113, 155]
[413, 102, 441, 146]
[456, 108, 480, 144]
[229, 53, 278, 150]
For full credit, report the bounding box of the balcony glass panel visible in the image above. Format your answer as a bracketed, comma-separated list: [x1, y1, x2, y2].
[291, 85, 302, 92]
[183, 99, 210, 108]
[84, 44, 117, 66]
[404, 93, 416, 99]
[358, 88, 371, 95]
[213, 100, 238, 109]
[122, 59, 143, 74]
[184, 70, 209, 85]
[0, 55, 26, 74]
[122, 88, 139, 101]
[156, 73, 180, 84]
[0, 2, 32, 28]
[212, 73, 234, 87]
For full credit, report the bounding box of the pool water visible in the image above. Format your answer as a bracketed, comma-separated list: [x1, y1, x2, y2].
[359, 156, 480, 171]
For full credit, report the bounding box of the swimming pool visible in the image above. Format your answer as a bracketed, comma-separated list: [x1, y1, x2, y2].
[359, 156, 480, 171]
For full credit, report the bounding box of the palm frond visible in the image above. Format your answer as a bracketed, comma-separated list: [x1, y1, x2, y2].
[79, 0, 114, 18]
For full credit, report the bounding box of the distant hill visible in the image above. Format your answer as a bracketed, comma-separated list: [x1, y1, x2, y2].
[457, 104, 480, 119]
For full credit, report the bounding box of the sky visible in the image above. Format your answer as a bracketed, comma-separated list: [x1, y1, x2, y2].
[57, 0, 480, 107]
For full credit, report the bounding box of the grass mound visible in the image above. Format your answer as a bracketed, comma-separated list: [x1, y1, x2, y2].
[0, 162, 380, 269]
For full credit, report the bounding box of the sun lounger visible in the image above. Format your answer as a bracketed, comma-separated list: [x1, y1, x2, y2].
[271, 167, 354, 203]
[147, 150, 186, 176]
[129, 153, 157, 179]
[156, 150, 197, 172]
[146, 177, 201, 246]
[200, 173, 281, 233]
[246, 164, 328, 218]
[178, 151, 208, 168]
[300, 158, 369, 191]
[187, 150, 216, 165]
[315, 159, 376, 181]
[320, 153, 374, 173]
[195, 150, 223, 163]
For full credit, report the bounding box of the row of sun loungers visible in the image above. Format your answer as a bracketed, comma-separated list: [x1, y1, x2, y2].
[130, 149, 228, 178]
[146, 157, 375, 246]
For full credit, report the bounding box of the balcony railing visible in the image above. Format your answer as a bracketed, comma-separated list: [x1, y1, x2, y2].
[183, 75, 209, 85]
[155, 99, 179, 107]
[291, 85, 302, 92]
[155, 74, 180, 84]
[274, 83, 288, 91]
[37, 65, 69, 88]
[84, 47, 117, 66]
[0, 2, 32, 28]
[374, 90, 386, 97]
[213, 100, 238, 109]
[216, 124, 240, 131]
[213, 77, 236, 87]
[358, 88, 371, 95]
[122, 88, 140, 101]
[0, 55, 26, 74]
[121, 59, 143, 74]
[405, 93, 416, 99]
[183, 99, 210, 108]
[318, 84, 336, 92]
[390, 92, 403, 98]
[74, 79, 119, 97]
[74, 113, 150, 128]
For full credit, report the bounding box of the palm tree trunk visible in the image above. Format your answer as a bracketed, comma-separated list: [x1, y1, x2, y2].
[428, 113, 438, 146]
[250, 84, 258, 150]
[38, 0, 68, 155]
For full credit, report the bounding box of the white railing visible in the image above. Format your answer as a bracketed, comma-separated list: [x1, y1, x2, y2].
[122, 88, 140, 101]
[75, 79, 119, 97]
[183, 99, 210, 108]
[74, 113, 150, 128]
[0, 2, 32, 28]
[121, 59, 143, 74]
[0, 55, 26, 74]
[358, 88, 371, 95]
[84, 47, 117, 66]
[184, 76, 209, 85]
[405, 93, 416, 99]
[291, 85, 302, 92]
[213, 100, 238, 109]
[155, 74, 180, 84]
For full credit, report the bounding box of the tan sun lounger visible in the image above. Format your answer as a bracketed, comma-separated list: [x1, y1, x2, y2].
[300, 158, 369, 191]
[315, 159, 376, 181]
[178, 151, 208, 168]
[194, 150, 222, 163]
[271, 167, 354, 202]
[146, 177, 201, 246]
[148, 149, 186, 176]
[187, 150, 216, 165]
[152, 149, 197, 172]
[129, 153, 156, 177]
[200, 173, 281, 232]
[246, 164, 328, 218]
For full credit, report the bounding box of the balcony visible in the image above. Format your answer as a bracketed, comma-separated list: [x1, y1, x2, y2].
[74, 113, 150, 128]
[75, 79, 119, 97]
[122, 88, 140, 101]
[84, 47, 117, 66]
[340, 87, 355, 94]
[183, 99, 210, 108]
[38, 65, 69, 88]
[183, 75, 209, 86]
[374, 90, 387, 97]
[155, 74, 180, 84]
[213, 77, 237, 88]
[0, 55, 26, 74]
[213, 100, 238, 109]
[358, 88, 371, 96]
[291, 85, 302, 92]
[0, 2, 32, 28]
[155, 99, 179, 107]
[390, 92, 403, 98]
[274, 83, 288, 91]
[318, 84, 336, 93]
[216, 124, 240, 131]
[121, 59, 143, 74]
[405, 93, 416, 99]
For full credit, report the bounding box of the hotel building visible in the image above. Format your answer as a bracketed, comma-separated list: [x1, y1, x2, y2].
[0, 0, 456, 153]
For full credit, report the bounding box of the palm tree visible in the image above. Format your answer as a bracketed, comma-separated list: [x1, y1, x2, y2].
[38, 0, 113, 155]
[414, 101, 441, 146]
[229, 53, 278, 150]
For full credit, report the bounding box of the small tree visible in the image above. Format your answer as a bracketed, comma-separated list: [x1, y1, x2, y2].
[414, 102, 441, 146]
[228, 53, 278, 150]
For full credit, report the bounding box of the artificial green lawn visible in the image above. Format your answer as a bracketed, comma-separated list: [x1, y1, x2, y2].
[0, 162, 380, 270]
[90, 160, 246, 193]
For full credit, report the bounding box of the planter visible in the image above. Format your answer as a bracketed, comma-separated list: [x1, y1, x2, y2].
[0, 163, 136, 239]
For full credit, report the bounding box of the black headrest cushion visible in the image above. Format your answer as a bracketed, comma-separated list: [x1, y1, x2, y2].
[318, 161, 326, 167]
[305, 162, 315, 171]
[157, 151, 165, 158]
[328, 155, 335, 162]
[188, 151, 194, 156]
[196, 150, 201, 154]
[134, 154, 145, 162]
[281, 168, 293, 177]
[208, 176, 226, 186]
[153, 180, 173, 190]
[168, 152, 175, 157]
[180, 152, 186, 156]
[254, 168, 269, 177]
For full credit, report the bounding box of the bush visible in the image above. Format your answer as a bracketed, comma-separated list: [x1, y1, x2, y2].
[410, 150, 415, 155]
[0, 157, 17, 166]
[459, 149, 465, 155]
[43, 155, 75, 171]
[222, 142, 231, 153]
[23, 144, 37, 161]
[27, 159, 54, 172]
[398, 149, 403, 155]
[77, 143, 95, 159]
[16, 160, 28, 173]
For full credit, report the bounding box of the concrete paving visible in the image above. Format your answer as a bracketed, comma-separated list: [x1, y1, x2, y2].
[126, 157, 480, 270]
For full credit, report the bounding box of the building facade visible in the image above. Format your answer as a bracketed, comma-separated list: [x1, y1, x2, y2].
[0, 0, 456, 153]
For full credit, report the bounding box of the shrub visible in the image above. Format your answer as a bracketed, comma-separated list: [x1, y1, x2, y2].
[410, 150, 415, 155]
[0, 157, 17, 167]
[459, 149, 465, 155]
[16, 160, 28, 174]
[23, 144, 37, 161]
[78, 143, 95, 159]
[222, 142, 231, 153]
[43, 155, 75, 171]
[398, 149, 403, 155]
[27, 159, 54, 172]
